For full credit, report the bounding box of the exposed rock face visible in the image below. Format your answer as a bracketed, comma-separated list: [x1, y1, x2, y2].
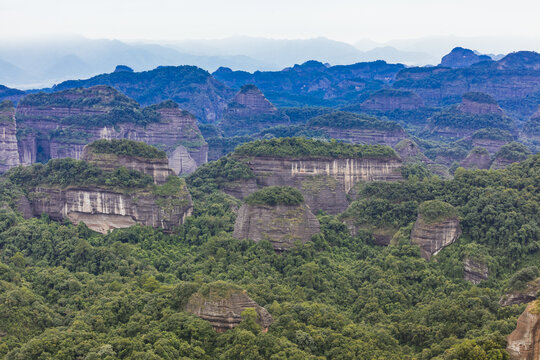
[225, 85, 278, 117]
[471, 138, 509, 154]
[506, 301, 540, 360]
[233, 203, 320, 252]
[81, 146, 173, 185]
[411, 215, 462, 260]
[460, 148, 492, 170]
[314, 126, 407, 147]
[458, 94, 504, 116]
[440, 47, 492, 68]
[0, 104, 20, 172]
[361, 89, 424, 111]
[501, 279, 540, 307]
[186, 290, 273, 332]
[394, 139, 430, 164]
[463, 257, 489, 284]
[230, 156, 403, 214]
[19, 184, 192, 233]
[15, 87, 207, 174]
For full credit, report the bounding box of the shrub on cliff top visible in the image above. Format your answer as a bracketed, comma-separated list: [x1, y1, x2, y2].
[471, 128, 514, 141]
[418, 200, 458, 224]
[429, 108, 513, 130]
[245, 186, 304, 206]
[88, 139, 167, 159]
[495, 142, 532, 161]
[234, 137, 397, 159]
[462, 92, 498, 104]
[307, 111, 403, 131]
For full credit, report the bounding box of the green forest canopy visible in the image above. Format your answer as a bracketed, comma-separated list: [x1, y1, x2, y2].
[244, 186, 304, 206]
[87, 139, 167, 159]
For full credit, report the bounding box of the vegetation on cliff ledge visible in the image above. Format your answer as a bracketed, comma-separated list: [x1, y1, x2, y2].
[495, 142, 532, 161]
[418, 200, 458, 224]
[429, 107, 513, 130]
[307, 111, 403, 131]
[462, 92, 498, 104]
[87, 139, 167, 159]
[244, 186, 304, 206]
[234, 137, 398, 159]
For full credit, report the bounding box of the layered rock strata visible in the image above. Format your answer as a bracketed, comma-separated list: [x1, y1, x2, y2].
[463, 257, 489, 284]
[0, 103, 20, 172]
[506, 301, 540, 360]
[186, 290, 273, 332]
[411, 215, 462, 260]
[313, 127, 407, 147]
[233, 203, 320, 252]
[360, 89, 424, 111]
[501, 279, 540, 307]
[460, 148, 492, 170]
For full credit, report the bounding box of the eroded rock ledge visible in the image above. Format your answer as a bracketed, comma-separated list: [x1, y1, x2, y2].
[507, 301, 540, 360]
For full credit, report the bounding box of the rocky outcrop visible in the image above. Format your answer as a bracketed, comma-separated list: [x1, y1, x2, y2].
[460, 148, 492, 170]
[490, 142, 532, 170]
[15, 87, 207, 174]
[0, 102, 20, 172]
[361, 89, 424, 111]
[394, 139, 431, 164]
[230, 156, 403, 214]
[506, 301, 540, 360]
[411, 202, 461, 260]
[458, 92, 504, 115]
[463, 257, 489, 284]
[186, 288, 273, 332]
[501, 279, 540, 307]
[81, 146, 173, 185]
[314, 126, 407, 147]
[440, 47, 492, 68]
[19, 182, 192, 233]
[233, 203, 320, 252]
[225, 85, 278, 117]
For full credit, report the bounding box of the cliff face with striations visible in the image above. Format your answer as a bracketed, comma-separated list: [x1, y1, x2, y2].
[233, 203, 320, 252]
[230, 156, 403, 214]
[186, 289, 273, 332]
[411, 209, 461, 261]
[0, 102, 20, 173]
[225, 85, 278, 117]
[460, 148, 492, 170]
[15, 87, 207, 174]
[361, 89, 424, 111]
[314, 126, 407, 147]
[506, 301, 540, 360]
[501, 279, 540, 307]
[463, 257, 489, 284]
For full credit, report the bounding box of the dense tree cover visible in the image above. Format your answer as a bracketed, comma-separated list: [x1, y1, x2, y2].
[418, 200, 458, 224]
[186, 156, 254, 195]
[280, 107, 334, 124]
[7, 158, 154, 189]
[0, 151, 538, 358]
[88, 139, 167, 159]
[462, 92, 498, 104]
[307, 111, 403, 131]
[469, 147, 490, 156]
[0, 100, 14, 124]
[234, 137, 398, 159]
[495, 142, 532, 161]
[244, 186, 304, 206]
[428, 107, 513, 131]
[471, 128, 514, 141]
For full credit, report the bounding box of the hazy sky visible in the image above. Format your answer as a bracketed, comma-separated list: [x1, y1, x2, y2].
[1, 0, 539, 43]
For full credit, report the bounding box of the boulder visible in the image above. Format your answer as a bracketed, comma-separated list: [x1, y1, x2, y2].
[506, 301, 540, 360]
[463, 257, 489, 284]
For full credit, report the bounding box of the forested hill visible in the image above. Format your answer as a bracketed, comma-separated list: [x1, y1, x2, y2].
[0, 143, 538, 358]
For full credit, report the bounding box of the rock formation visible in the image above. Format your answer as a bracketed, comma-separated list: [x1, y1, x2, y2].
[19, 180, 193, 234]
[463, 257, 489, 284]
[15, 87, 207, 174]
[234, 202, 320, 252]
[490, 142, 532, 170]
[0, 101, 20, 173]
[506, 301, 540, 360]
[470, 128, 514, 154]
[81, 142, 174, 185]
[458, 92, 503, 115]
[439, 47, 492, 68]
[185, 285, 273, 332]
[411, 201, 461, 260]
[501, 279, 540, 307]
[460, 147, 492, 170]
[231, 155, 403, 214]
[225, 85, 278, 117]
[394, 139, 430, 164]
[360, 89, 424, 111]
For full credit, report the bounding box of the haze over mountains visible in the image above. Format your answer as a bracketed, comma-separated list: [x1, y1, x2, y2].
[2, 35, 539, 88]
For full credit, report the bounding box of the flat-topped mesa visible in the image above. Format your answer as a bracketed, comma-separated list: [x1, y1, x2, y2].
[82, 139, 173, 184]
[360, 89, 425, 111]
[490, 142, 532, 170]
[230, 138, 403, 214]
[233, 187, 320, 252]
[411, 200, 461, 260]
[460, 147, 492, 170]
[307, 111, 407, 147]
[185, 282, 273, 333]
[15, 87, 207, 174]
[506, 301, 540, 360]
[458, 92, 504, 116]
[226, 84, 278, 117]
[0, 100, 20, 173]
[10, 159, 192, 233]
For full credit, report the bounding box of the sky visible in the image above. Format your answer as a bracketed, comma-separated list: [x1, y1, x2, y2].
[1, 0, 540, 44]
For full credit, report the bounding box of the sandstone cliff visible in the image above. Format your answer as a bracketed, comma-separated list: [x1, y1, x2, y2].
[411, 201, 461, 260]
[185, 285, 273, 332]
[234, 202, 320, 252]
[463, 257, 489, 284]
[225, 85, 278, 117]
[15, 87, 207, 174]
[394, 139, 431, 164]
[458, 92, 503, 115]
[501, 279, 540, 307]
[460, 147, 492, 170]
[360, 89, 424, 111]
[0, 101, 20, 173]
[231, 155, 403, 214]
[506, 301, 540, 360]
[490, 142, 532, 170]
